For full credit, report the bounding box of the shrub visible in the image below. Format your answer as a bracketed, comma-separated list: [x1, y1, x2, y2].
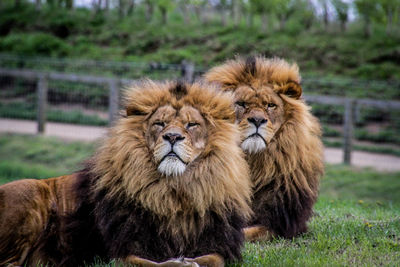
[0, 33, 70, 56]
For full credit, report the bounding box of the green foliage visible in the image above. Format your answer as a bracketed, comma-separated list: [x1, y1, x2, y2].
[0, 2, 35, 36]
[41, 7, 84, 38]
[0, 32, 70, 56]
[355, 0, 380, 19]
[355, 128, 400, 145]
[0, 1, 399, 81]
[311, 104, 343, 124]
[322, 124, 341, 137]
[332, 0, 349, 31]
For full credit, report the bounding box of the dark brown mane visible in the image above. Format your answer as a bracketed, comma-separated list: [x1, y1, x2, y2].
[169, 81, 188, 100]
[245, 56, 257, 77]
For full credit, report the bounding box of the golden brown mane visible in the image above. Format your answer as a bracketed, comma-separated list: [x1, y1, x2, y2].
[92, 80, 252, 239]
[205, 56, 324, 239]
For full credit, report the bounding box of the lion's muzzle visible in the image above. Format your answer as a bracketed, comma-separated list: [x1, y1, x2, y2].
[241, 116, 269, 154]
[155, 130, 192, 177]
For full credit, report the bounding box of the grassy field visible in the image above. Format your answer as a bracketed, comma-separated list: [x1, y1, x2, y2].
[0, 133, 399, 266]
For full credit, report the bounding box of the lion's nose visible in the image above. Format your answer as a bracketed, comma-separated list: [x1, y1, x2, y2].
[163, 133, 185, 145]
[248, 117, 267, 128]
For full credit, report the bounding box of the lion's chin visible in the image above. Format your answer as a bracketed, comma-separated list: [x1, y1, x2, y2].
[157, 156, 187, 177]
[241, 136, 267, 154]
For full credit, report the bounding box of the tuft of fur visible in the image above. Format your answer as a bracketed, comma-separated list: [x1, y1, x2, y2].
[0, 80, 252, 266]
[205, 56, 301, 94]
[205, 56, 324, 238]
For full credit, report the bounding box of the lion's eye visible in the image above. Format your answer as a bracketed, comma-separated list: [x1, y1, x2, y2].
[235, 101, 246, 108]
[267, 103, 277, 109]
[187, 122, 199, 129]
[153, 121, 165, 127]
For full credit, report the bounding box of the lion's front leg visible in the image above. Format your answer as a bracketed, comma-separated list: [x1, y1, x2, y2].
[184, 253, 224, 267]
[243, 225, 274, 242]
[124, 255, 199, 267]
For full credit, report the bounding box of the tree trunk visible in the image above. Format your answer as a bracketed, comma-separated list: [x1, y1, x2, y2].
[127, 0, 135, 16]
[66, 0, 73, 9]
[386, 9, 393, 35]
[221, 10, 227, 26]
[145, 1, 154, 21]
[279, 16, 286, 31]
[181, 4, 190, 25]
[15, 0, 21, 7]
[340, 20, 346, 33]
[246, 12, 253, 27]
[35, 0, 41, 10]
[194, 6, 201, 22]
[160, 6, 167, 24]
[364, 16, 371, 38]
[201, 6, 209, 25]
[233, 0, 241, 27]
[323, 2, 329, 31]
[261, 13, 268, 33]
[105, 0, 109, 12]
[119, 0, 124, 18]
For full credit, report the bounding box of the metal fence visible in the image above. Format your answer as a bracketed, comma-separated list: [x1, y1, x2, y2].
[0, 58, 400, 165]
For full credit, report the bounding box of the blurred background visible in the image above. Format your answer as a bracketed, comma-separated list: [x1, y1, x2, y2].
[0, 1, 399, 265]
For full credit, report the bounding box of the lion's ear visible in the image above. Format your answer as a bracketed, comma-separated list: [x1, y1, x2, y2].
[126, 107, 146, 116]
[279, 81, 302, 99]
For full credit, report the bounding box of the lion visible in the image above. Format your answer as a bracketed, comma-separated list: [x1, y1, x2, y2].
[205, 56, 324, 241]
[0, 81, 252, 267]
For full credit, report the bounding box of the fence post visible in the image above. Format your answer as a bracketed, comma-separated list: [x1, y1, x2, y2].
[181, 60, 195, 83]
[108, 79, 120, 125]
[37, 74, 48, 134]
[343, 98, 355, 164]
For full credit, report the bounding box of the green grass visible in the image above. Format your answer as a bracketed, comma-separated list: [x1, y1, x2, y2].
[0, 133, 95, 184]
[0, 134, 399, 266]
[236, 199, 400, 266]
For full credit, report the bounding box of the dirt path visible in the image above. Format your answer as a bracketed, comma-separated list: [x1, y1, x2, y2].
[0, 118, 107, 142]
[1, 118, 400, 172]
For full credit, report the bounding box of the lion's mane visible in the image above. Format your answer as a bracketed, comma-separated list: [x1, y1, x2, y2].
[55, 81, 250, 265]
[205, 56, 324, 238]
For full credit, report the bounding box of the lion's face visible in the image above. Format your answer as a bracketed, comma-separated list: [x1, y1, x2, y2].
[233, 85, 285, 154]
[146, 105, 207, 176]
[204, 57, 304, 155]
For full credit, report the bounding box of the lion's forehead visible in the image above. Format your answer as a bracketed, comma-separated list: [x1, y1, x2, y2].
[236, 85, 282, 107]
[150, 105, 204, 124]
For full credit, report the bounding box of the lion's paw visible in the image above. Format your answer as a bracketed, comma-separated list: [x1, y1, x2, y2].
[183, 258, 202, 267]
[158, 258, 200, 267]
